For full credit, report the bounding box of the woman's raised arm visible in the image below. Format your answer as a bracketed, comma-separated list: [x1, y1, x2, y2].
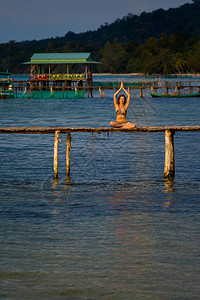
[113, 82, 123, 107]
[122, 84, 131, 108]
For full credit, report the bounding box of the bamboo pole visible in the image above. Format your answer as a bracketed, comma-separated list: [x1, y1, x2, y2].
[66, 132, 71, 176]
[54, 130, 60, 178]
[164, 130, 175, 178]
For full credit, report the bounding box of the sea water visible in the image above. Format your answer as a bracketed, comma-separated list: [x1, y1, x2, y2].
[0, 75, 200, 299]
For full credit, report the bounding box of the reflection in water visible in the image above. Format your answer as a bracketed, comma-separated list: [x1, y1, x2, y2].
[162, 179, 179, 209]
[164, 178, 175, 194]
[49, 176, 72, 215]
[51, 177, 59, 189]
[40, 176, 72, 209]
[51, 176, 71, 200]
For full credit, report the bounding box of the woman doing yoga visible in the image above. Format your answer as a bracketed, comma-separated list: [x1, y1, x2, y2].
[110, 82, 136, 129]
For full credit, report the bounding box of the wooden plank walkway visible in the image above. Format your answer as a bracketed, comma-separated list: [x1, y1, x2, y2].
[0, 126, 200, 133]
[0, 126, 199, 178]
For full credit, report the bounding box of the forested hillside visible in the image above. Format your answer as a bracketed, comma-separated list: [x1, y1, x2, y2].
[1, 0, 200, 74]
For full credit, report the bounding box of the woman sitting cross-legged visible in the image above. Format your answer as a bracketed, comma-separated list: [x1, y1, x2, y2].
[110, 82, 136, 129]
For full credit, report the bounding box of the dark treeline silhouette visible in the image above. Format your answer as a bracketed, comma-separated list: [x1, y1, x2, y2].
[1, 0, 200, 74]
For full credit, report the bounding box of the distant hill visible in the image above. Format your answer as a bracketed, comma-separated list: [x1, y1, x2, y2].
[19, 1, 200, 47]
[1, 0, 200, 74]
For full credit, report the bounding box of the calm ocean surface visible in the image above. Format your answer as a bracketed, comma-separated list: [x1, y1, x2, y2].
[0, 75, 200, 299]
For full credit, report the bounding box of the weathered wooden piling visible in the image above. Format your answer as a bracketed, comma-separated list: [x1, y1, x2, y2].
[164, 130, 175, 178]
[99, 87, 102, 98]
[140, 87, 143, 98]
[165, 82, 169, 95]
[153, 81, 158, 94]
[54, 130, 60, 178]
[66, 132, 71, 176]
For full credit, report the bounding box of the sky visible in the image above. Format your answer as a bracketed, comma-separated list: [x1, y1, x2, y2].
[0, 0, 193, 43]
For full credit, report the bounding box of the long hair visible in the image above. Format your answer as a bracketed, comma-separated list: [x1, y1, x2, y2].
[117, 94, 126, 105]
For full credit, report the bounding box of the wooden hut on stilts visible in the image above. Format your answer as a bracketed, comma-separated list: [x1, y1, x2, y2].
[23, 53, 100, 98]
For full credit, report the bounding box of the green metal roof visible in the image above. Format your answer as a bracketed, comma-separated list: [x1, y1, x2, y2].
[32, 53, 91, 60]
[23, 53, 100, 64]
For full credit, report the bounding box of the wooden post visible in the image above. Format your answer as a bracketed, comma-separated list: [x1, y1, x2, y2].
[90, 85, 93, 98]
[49, 64, 51, 80]
[54, 130, 60, 178]
[99, 87, 102, 98]
[140, 87, 143, 98]
[189, 82, 193, 94]
[164, 130, 175, 178]
[154, 81, 158, 94]
[66, 132, 71, 176]
[88, 86, 90, 98]
[165, 82, 169, 95]
[50, 86, 54, 98]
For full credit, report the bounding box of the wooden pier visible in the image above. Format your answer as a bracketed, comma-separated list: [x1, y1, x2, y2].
[12, 79, 200, 98]
[0, 126, 199, 179]
[96, 80, 200, 98]
[13, 78, 92, 98]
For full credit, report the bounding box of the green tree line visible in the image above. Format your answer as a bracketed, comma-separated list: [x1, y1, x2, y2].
[99, 32, 200, 74]
[1, 1, 200, 74]
[1, 32, 200, 74]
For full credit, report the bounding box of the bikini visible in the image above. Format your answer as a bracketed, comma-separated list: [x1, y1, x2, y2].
[115, 107, 127, 124]
[116, 107, 127, 116]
